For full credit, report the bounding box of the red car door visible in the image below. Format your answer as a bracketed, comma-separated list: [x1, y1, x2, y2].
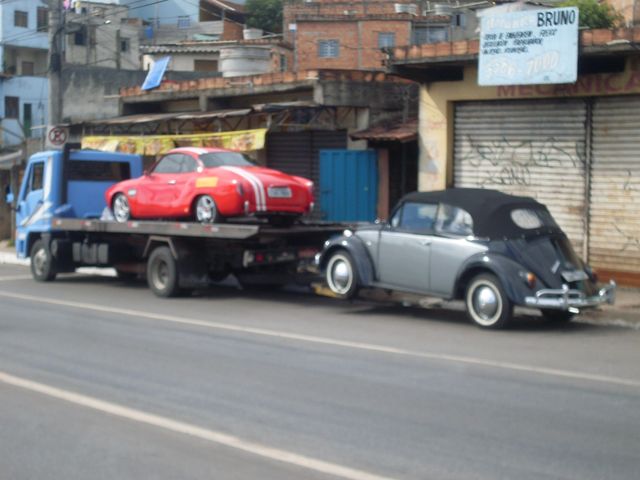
[136, 154, 188, 218]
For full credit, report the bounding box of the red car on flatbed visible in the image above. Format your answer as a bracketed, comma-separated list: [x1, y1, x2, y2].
[106, 147, 315, 226]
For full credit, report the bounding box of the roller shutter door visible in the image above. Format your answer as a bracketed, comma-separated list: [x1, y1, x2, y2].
[266, 130, 347, 217]
[590, 96, 640, 275]
[453, 99, 588, 250]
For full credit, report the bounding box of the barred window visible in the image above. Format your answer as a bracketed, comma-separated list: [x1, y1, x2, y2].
[318, 40, 339, 58]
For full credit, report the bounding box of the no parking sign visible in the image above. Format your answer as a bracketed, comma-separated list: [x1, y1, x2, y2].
[46, 125, 69, 150]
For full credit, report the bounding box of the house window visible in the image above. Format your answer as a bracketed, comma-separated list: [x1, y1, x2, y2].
[74, 26, 87, 46]
[14, 10, 28, 28]
[37, 7, 49, 31]
[378, 32, 396, 48]
[280, 54, 287, 72]
[21, 62, 35, 76]
[120, 38, 130, 53]
[318, 40, 339, 58]
[453, 13, 466, 27]
[5, 96, 20, 119]
[412, 26, 448, 45]
[194, 60, 218, 72]
[177, 15, 191, 29]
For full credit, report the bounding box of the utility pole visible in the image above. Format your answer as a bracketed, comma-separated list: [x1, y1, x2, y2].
[115, 29, 121, 70]
[48, 0, 64, 125]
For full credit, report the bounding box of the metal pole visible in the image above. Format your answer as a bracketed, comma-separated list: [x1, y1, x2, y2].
[48, 0, 64, 125]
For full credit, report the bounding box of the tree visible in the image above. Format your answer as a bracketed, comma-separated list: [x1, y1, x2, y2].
[560, 0, 624, 29]
[245, 0, 283, 34]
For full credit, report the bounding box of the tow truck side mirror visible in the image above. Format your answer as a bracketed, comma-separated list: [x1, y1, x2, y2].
[4, 184, 13, 205]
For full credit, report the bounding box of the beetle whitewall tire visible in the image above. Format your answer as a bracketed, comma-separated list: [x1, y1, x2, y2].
[465, 273, 513, 329]
[325, 250, 359, 299]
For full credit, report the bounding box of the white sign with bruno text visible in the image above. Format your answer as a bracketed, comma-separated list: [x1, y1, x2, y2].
[478, 7, 579, 86]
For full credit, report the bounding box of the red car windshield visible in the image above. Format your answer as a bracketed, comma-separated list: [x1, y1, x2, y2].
[199, 152, 255, 168]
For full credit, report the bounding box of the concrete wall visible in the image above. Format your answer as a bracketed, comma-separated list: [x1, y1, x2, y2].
[0, 0, 49, 50]
[119, 0, 197, 24]
[417, 57, 640, 191]
[0, 76, 48, 146]
[61, 65, 219, 123]
[65, 20, 141, 70]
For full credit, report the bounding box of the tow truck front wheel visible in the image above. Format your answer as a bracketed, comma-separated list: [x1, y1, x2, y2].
[30, 239, 57, 282]
[147, 246, 180, 297]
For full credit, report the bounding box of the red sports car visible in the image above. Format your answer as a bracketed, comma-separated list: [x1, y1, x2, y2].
[105, 147, 314, 225]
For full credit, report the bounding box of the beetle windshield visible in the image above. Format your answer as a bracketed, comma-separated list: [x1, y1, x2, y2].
[199, 152, 255, 168]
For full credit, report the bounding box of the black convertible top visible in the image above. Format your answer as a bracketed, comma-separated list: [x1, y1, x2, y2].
[400, 188, 559, 238]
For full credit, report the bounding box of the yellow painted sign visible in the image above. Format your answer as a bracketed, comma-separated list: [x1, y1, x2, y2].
[81, 129, 267, 155]
[195, 177, 218, 188]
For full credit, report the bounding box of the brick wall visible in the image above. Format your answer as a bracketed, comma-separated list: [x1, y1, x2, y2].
[295, 19, 411, 70]
[222, 19, 244, 41]
[284, 0, 422, 42]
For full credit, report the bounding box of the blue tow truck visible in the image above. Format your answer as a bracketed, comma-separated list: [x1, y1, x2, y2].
[5, 146, 343, 297]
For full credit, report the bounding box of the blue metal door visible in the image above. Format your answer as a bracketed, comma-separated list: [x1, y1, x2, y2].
[320, 150, 378, 221]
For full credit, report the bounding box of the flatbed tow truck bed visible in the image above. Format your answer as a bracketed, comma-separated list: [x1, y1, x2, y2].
[38, 217, 349, 297]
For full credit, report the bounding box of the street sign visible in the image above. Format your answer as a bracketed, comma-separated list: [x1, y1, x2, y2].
[45, 125, 69, 150]
[478, 7, 579, 86]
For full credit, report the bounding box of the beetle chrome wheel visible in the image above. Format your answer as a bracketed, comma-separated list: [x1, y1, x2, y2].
[112, 194, 130, 223]
[325, 251, 358, 299]
[195, 195, 220, 223]
[465, 273, 512, 329]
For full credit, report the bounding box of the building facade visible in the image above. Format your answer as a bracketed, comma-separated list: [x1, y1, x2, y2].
[0, 0, 49, 149]
[284, 0, 479, 71]
[64, 1, 142, 70]
[388, 27, 640, 285]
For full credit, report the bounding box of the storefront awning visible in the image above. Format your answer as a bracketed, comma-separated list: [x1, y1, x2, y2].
[350, 119, 417, 143]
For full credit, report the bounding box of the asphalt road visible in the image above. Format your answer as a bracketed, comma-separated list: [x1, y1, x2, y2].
[1, 263, 639, 480]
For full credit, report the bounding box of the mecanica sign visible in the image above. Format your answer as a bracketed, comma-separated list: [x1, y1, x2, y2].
[478, 7, 579, 86]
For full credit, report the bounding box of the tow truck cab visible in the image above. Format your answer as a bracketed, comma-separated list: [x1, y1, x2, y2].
[11, 148, 143, 258]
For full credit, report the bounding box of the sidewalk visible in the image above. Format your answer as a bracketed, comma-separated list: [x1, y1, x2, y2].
[1, 240, 638, 328]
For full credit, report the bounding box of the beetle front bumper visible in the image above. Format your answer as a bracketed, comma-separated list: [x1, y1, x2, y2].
[524, 280, 616, 312]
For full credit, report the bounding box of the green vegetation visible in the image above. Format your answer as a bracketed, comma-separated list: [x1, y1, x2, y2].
[245, 0, 283, 34]
[560, 0, 624, 29]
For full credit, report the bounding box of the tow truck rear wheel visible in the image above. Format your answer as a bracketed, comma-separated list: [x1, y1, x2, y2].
[147, 246, 180, 297]
[30, 239, 57, 282]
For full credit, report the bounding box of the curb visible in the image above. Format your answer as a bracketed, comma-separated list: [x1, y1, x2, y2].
[2, 250, 638, 328]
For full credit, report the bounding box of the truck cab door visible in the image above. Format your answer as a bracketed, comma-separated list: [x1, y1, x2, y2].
[15, 160, 47, 257]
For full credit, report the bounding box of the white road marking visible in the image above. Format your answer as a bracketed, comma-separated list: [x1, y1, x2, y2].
[0, 370, 395, 480]
[0, 290, 638, 389]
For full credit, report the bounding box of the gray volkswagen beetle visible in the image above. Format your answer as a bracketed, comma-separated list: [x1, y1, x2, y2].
[318, 188, 615, 329]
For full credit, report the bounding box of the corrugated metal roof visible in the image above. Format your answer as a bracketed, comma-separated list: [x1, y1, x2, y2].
[350, 119, 417, 142]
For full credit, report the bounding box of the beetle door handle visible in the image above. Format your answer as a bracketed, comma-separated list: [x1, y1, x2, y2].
[167, 180, 176, 185]
[420, 239, 432, 246]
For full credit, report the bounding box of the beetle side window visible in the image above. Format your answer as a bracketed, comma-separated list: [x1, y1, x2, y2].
[396, 202, 438, 234]
[435, 203, 473, 236]
[153, 154, 182, 174]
